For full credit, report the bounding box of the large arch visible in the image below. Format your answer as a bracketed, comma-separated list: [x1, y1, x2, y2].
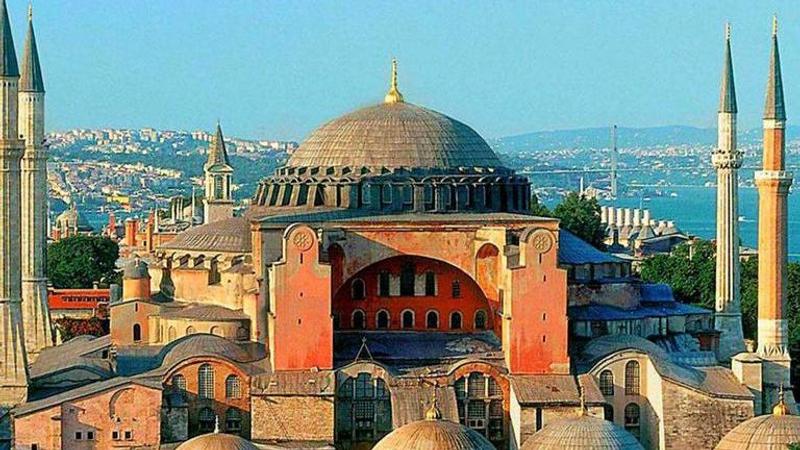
[333, 255, 494, 333]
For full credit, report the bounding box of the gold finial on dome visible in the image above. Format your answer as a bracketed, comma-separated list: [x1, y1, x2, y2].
[27, 2, 32, 21]
[425, 383, 442, 420]
[725, 22, 731, 40]
[384, 58, 404, 104]
[773, 385, 790, 416]
[773, 14, 778, 36]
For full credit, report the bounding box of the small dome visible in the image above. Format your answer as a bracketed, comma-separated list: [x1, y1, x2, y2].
[374, 403, 494, 450]
[56, 203, 93, 232]
[159, 216, 251, 253]
[522, 414, 643, 450]
[176, 432, 259, 450]
[123, 258, 149, 279]
[159, 333, 254, 370]
[715, 394, 800, 450]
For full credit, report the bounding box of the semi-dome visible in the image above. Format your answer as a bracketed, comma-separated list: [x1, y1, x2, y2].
[373, 402, 495, 450]
[521, 414, 643, 450]
[176, 432, 259, 450]
[715, 393, 800, 450]
[287, 60, 501, 170]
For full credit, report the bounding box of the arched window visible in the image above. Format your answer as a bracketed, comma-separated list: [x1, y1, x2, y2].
[451, 279, 461, 298]
[132, 324, 141, 342]
[426, 310, 439, 329]
[225, 408, 242, 433]
[474, 310, 487, 330]
[236, 327, 248, 341]
[424, 271, 436, 296]
[400, 263, 415, 296]
[402, 310, 414, 329]
[226, 375, 241, 399]
[186, 326, 196, 335]
[198, 364, 215, 399]
[210, 326, 222, 337]
[381, 184, 392, 205]
[625, 361, 640, 395]
[599, 370, 614, 396]
[351, 278, 366, 300]
[378, 271, 390, 297]
[352, 310, 366, 329]
[361, 183, 370, 205]
[167, 326, 177, 341]
[450, 312, 463, 330]
[454, 372, 505, 445]
[336, 373, 392, 446]
[624, 403, 640, 439]
[172, 374, 186, 391]
[402, 185, 413, 205]
[376, 310, 390, 329]
[198, 407, 216, 432]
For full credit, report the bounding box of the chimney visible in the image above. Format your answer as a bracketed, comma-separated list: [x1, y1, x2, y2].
[124, 218, 139, 248]
[607, 208, 616, 228]
[624, 208, 632, 227]
[616, 208, 624, 228]
[643, 210, 652, 226]
[601, 206, 608, 224]
[633, 209, 642, 227]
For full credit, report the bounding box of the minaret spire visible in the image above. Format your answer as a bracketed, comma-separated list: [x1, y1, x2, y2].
[384, 58, 404, 104]
[719, 23, 737, 114]
[764, 15, 785, 121]
[756, 15, 796, 413]
[19, 0, 51, 360]
[713, 22, 745, 360]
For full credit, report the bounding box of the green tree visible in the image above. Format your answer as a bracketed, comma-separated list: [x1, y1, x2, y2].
[639, 240, 716, 310]
[47, 235, 120, 289]
[551, 192, 606, 249]
[529, 193, 551, 217]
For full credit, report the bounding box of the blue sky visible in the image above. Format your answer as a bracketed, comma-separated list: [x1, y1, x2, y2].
[12, 0, 800, 140]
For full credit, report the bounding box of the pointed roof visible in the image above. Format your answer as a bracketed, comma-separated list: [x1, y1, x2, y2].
[719, 24, 737, 114]
[204, 122, 230, 170]
[20, 5, 43, 92]
[0, 0, 18, 77]
[764, 16, 785, 120]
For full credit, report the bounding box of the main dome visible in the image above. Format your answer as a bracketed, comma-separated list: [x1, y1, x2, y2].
[287, 102, 502, 169]
[287, 60, 501, 170]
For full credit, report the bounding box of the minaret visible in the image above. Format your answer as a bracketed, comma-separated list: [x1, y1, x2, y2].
[712, 23, 745, 360]
[0, 0, 29, 406]
[756, 17, 796, 411]
[203, 122, 234, 223]
[19, 3, 52, 360]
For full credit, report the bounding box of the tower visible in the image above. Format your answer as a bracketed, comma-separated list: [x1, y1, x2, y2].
[610, 125, 618, 199]
[19, 4, 52, 360]
[0, 0, 29, 406]
[755, 17, 795, 410]
[712, 24, 745, 360]
[203, 122, 233, 224]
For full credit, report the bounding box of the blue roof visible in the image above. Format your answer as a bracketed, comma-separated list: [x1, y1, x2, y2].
[640, 283, 675, 303]
[558, 229, 621, 265]
[569, 301, 711, 321]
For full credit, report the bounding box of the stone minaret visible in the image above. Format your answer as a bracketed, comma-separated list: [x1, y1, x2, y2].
[756, 17, 796, 411]
[0, 0, 29, 406]
[203, 122, 234, 224]
[713, 24, 745, 360]
[19, 4, 51, 360]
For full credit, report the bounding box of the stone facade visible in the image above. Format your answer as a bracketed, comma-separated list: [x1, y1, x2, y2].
[251, 395, 335, 443]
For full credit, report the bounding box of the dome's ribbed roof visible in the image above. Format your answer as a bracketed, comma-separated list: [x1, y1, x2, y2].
[287, 101, 502, 169]
[159, 216, 251, 253]
[159, 333, 252, 369]
[522, 415, 643, 450]
[373, 418, 495, 450]
[715, 413, 800, 449]
[176, 432, 259, 450]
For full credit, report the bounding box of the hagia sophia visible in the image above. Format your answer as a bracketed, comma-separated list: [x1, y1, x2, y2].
[0, 2, 799, 449]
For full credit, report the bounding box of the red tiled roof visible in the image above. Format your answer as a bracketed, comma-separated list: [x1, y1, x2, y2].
[48, 289, 109, 310]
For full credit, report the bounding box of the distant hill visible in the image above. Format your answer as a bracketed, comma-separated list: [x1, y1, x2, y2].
[490, 125, 800, 153]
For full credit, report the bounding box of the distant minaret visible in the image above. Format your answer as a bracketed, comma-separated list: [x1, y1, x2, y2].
[756, 17, 796, 411]
[0, 0, 29, 406]
[203, 122, 234, 223]
[712, 24, 745, 360]
[19, 4, 52, 360]
[610, 125, 618, 199]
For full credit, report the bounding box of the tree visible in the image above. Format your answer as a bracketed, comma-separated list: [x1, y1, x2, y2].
[529, 193, 551, 217]
[54, 316, 108, 341]
[639, 240, 716, 310]
[47, 235, 120, 289]
[551, 192, 606, 249]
